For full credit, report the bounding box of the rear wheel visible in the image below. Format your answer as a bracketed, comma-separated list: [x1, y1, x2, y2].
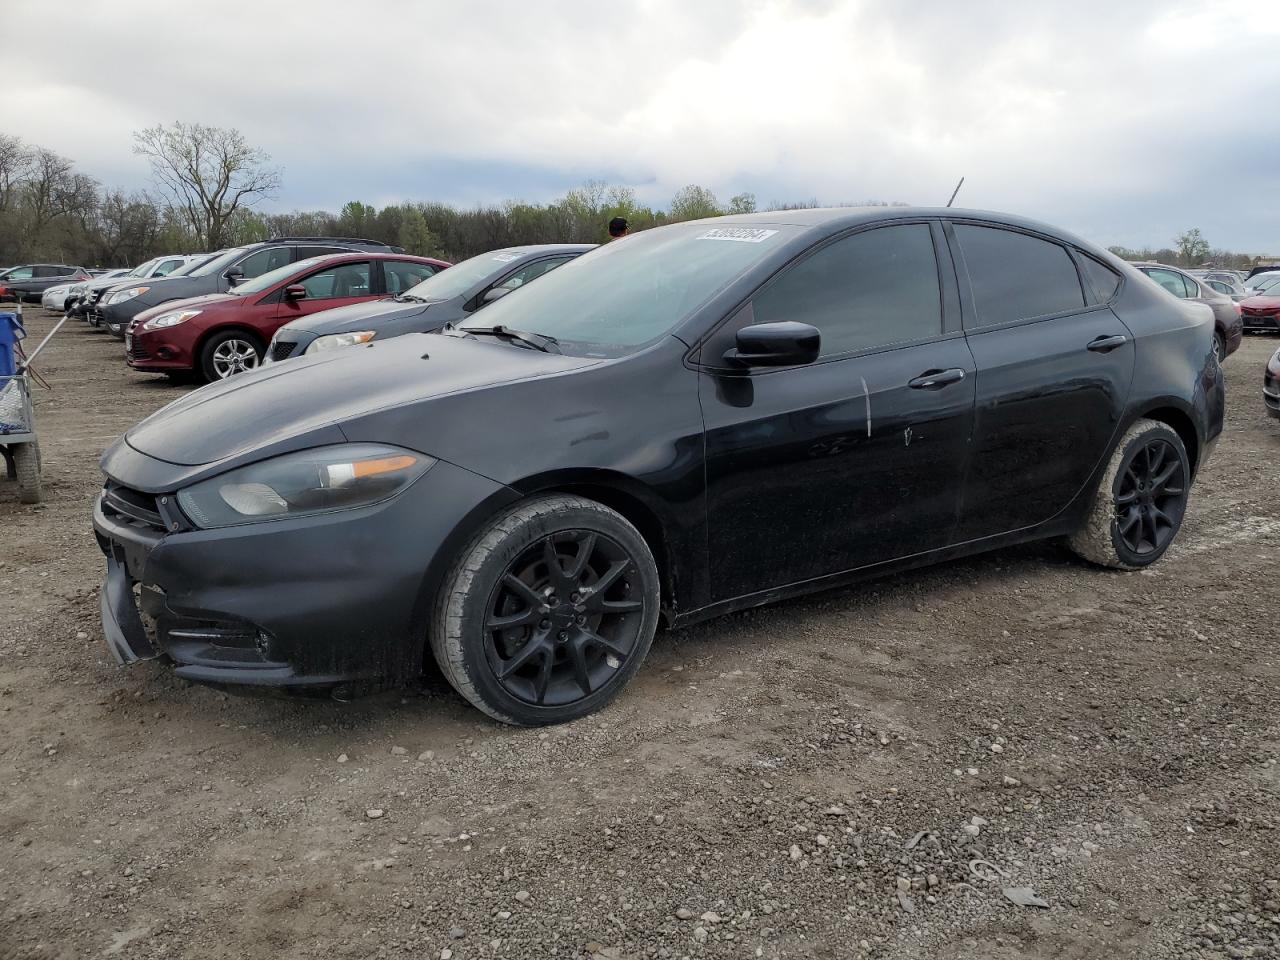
[1213, 331, 1226, 363]
[1067, 419, 1189, 570]
[431, 495, 660, 725]
[199, 331, 263, 383]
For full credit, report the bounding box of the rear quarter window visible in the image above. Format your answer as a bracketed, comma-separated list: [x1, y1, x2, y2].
[1078, 255, 1122, 304]
[954, 224, 1085, 328]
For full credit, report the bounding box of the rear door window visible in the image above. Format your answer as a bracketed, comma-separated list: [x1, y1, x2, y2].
[384, 260, 439, 294]
[953, 224, 1085, 327]
[1145, 268, 1192, 299]
[751, 223, 943, 359]
[4, 266, 35, 280]
[302, 261, 372, 299]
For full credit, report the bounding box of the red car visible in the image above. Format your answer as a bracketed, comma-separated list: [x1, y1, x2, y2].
[1239, 293, 1280, 334]
[126, 252, 451, 382]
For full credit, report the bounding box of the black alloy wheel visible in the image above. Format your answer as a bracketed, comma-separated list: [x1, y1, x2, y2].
[484, 530, 644, 707]
[1113, 437, 1187, 558]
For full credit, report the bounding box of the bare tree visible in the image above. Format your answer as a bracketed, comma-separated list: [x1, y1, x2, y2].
[133, 122, 281, 250]
[0, 133, 33, 212]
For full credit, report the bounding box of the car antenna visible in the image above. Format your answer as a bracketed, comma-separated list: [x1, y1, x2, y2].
[946, 176, 965, 208]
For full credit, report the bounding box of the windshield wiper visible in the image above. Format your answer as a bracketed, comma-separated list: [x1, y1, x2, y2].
[444, 323, 560, 354]
[394, 293, 428, 303]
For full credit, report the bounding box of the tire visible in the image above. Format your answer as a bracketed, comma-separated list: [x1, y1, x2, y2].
[13, 442, 41, 504]
[199, 330, 264, 383]
[1067, 419, 1190, 570]
[1213, 331, 1226, 363]
[431, 494, 660, 725]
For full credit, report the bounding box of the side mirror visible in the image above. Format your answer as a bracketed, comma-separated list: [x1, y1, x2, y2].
[724, 321, 820, 367]
[481, 287, 511, 305]
[284, 284, 308, 300]
[223, 267, 244, 282]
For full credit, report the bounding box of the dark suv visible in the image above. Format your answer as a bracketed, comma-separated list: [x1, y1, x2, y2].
[96, 237, 404, 337]
[0, 264, 90, 302]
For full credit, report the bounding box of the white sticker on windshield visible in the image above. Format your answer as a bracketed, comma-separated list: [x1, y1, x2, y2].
[697, 227, 779, 243]
[492, 252, 520, 262]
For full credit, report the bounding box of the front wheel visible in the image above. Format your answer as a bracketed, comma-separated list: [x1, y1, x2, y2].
[1067, 419, 1190, 570]
[13, 441, 41, 504]
[430, 495, 661, 725]
[199, 331, 263, 383]
[1213, 331, 1226, 363]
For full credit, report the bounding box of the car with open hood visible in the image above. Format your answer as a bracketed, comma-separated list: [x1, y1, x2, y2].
[265, 244, 593, 362]
[93, 207, 1224, 725]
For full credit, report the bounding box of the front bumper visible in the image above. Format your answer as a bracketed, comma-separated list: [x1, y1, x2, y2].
[100, 299, 148, 335]
[93, 456, 515, 689]
[1265, 365, 1280, 419]
[1242, 312, 1280, 332]
[125, 328, 194, 372]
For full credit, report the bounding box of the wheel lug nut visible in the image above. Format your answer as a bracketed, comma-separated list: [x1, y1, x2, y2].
[558, 631, 568, 642]
[540, 619, 550, 629]
[576, 615, 586, 624]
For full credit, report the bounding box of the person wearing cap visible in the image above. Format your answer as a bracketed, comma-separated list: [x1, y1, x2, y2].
[608, 217, 629, 240]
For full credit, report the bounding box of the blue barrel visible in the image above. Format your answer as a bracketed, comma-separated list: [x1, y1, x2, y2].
[0, 312, 23, 379]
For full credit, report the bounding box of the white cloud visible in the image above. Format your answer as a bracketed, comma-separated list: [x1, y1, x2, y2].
[3, 0, 1278, 248]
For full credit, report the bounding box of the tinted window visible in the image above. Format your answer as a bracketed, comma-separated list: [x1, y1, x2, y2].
[301, 261, 371, 299]
[752, 224, 941, 358]
[298, 245, 351, 258]
[154, 259, 184, 277]
[35, 265, 62, 277]
[493, 256, 575, 292]
[385, 260, 438, 295]
[1079, 255, 1122, 304]
[1145, 268, 1192, 298]
[955, 225, 1085, 327]
[236, 246, 292, 279]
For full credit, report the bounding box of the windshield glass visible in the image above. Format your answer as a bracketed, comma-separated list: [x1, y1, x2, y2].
[1254, 274, 1280, 292]
[188, 247, 248, 277]
[169, 255, 213, 277]
[402, 250, 523, 302]
[127, 258, 159, 278]
[457, 223, 799, 354]
[231, 256, 327, 295]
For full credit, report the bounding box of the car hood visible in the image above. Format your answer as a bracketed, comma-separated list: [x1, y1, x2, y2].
[1240, 295, 1280, 308]
[276, 298, 433, 337]
[130, 274, 219, 303]
[133, 292, 240, 324]
[121, 333, 599, 469]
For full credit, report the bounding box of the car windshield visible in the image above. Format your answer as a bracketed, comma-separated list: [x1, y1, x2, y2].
[231, 256, 328, 295]
[187, 247, 249, 277]
[457, 223, 800, 355]
[169, 255, 213, 277]
[401, 251, 523, 302]
[126, 258, 160, 278]
[1254, 274, 1280, 292]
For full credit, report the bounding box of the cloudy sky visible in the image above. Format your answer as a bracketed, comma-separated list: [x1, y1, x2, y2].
[5, 0, 1278, 251]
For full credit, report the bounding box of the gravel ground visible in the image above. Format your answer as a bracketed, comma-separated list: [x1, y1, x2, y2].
[1, 309, 1278, 960]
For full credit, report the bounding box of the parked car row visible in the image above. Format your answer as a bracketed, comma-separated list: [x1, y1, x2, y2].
[50, 234, 595, 383]
[0, 263, 91, 302]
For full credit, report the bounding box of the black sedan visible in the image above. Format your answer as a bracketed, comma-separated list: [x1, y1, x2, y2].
[93, 208, 1224, 725]
[265, 244, 594, 362]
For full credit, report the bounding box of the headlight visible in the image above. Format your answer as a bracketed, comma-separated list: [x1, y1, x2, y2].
[142, 309, 200, 331]
[105, 286, 150, 304]
[304, 331, 377, 355]
[175, 443, 434, 528]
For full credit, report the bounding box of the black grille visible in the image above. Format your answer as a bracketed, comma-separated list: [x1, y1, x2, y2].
[101, 482, 167, 533]
[128, 338, 151, 361]
[271, 341, 297, 362]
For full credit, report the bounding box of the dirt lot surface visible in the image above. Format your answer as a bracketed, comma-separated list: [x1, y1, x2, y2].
[1, 309, 1278, 960]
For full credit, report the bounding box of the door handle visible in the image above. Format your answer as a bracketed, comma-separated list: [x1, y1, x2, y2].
[1087, 334, 1128, 353]
[908, 368, 966, 390]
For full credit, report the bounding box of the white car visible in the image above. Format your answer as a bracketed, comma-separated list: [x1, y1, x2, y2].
[48, 268, 133, 312]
